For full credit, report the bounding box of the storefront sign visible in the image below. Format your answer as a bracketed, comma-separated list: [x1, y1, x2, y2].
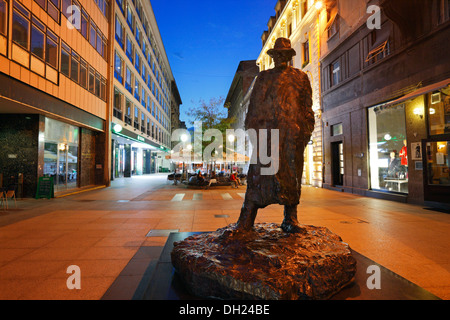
[137, 135, 145, 142]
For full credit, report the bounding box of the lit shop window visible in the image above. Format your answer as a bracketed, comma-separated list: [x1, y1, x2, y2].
[368, 103, 409, 194]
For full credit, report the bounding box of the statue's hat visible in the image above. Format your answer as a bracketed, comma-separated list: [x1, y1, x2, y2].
[267, 37, 296, 58]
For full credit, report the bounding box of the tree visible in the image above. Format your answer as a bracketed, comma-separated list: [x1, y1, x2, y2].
[185, 97, 236, 174]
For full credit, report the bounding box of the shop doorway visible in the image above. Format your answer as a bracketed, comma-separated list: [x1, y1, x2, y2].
[424, 140, 450, 203]
[44, 142, 78, 192]
[331, 141, 344, 186]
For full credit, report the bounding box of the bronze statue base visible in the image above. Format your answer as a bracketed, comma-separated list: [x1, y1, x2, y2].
[171, 223, 357, 300]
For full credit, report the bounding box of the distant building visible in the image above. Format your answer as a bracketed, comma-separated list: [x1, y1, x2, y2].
[225, 60, 259, 131]
[319, 0, 450, 206]
[0, 0, 111, 196]
[112, 0, 179, 176]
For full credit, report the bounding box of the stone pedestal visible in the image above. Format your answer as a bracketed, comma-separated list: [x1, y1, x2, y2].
[171, 223, 357, 300]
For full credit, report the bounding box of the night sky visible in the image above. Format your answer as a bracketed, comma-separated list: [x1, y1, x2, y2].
[151, 0, 276, 125]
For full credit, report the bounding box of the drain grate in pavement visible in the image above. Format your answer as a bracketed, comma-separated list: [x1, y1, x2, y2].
[214, 214, 230, 218]
[146, 229, 179, 237]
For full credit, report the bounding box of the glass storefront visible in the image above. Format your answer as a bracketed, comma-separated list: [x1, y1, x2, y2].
[43, 118, 79, 192]
[368, 103, 409, 194]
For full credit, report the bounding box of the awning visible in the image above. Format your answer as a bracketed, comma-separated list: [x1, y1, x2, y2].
[384, 78, 450, 107]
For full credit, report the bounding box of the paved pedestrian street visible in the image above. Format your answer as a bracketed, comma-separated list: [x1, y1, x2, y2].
[0, 174, 449, 300]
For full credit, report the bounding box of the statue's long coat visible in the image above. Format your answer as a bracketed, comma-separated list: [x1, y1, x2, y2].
[244, 66, 315, 208]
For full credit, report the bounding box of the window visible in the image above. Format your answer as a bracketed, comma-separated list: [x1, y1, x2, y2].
[115, 15, 124, 47]
[126, 34, 133, 60]
[12, 2, 30, 50]
[0, 0, 6, 56]
[88, 66, 95, 93]
[135, 52, 140, 73]
[96, 30, 102, 55]
[366, 41, 389, 64]
[46, 29, 58, 69]
[135, 27, 141, 46]
[95, 71, 101, 97]
[100, 76, 106, 101]
[70, 50, 79, 82]
[125, 66, 132, 93]
[31, 17, 45, 60]
[330, 60, 340, 87]
[47, 0, 60, 23]
[126, 2, 133, 29]
[79, 58, 87, 88]
[134, 78, 140, 100]
[89, 20, 97, 48]
[81, 9, 89, 39]
[113, 88, 123, 120]
[134, 106, 139, 129]
[125, 98, 132, 124]
[62, 0, 71, 18]
[35, 0, 60, 23]
[302, 40, 309, 68]
[0, 1, 6, 35]
[114, 51, 123, 83]
[331, 123, 343, 136]
[368, 103, 408, 194]
[366, 29, 390, 64]
[327, 13, 339, 39]
[60, 42, 70, 76]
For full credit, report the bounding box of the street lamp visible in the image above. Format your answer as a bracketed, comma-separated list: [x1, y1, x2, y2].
[314, 0, 323, 10]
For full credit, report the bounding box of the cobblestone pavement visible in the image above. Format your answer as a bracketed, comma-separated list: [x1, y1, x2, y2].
[0, 174, 449, 299]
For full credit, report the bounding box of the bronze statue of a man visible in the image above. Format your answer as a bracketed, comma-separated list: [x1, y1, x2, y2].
[236, 38, 315, 233]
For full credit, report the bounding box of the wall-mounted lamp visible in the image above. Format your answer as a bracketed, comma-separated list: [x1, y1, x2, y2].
[413, 107, 424, 119]
[315, 1, 324, 10]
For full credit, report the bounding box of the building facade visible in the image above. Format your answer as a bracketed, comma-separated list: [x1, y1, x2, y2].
[225, 60, 259, 132]
[320, 0, 450, 206]
[0, 0, 111, 196]
[257, 0, 325, 187]
[112, 0, 179, 177]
